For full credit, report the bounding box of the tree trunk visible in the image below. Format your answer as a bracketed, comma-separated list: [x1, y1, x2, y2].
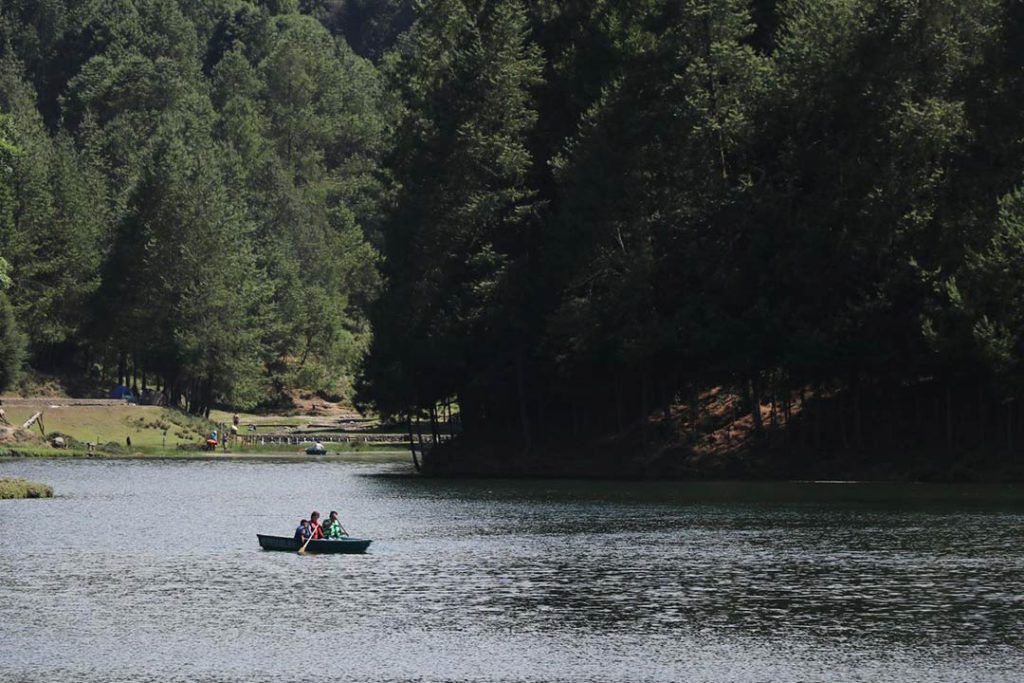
[750, 374, 764, 437]
[946, 385, 953, 454]
[690, 384, 700, 438]
[536, 393, 545, 443]
[978, 385, 985, 448]
[446, 399, 454, 438]
[641, 369, 651, 447]
[839, 395, 850, 450]
[799, 387, 808, 448]
[662, 379, 673, 424]
[515, 349, 532, 453]
[854, 378, 863, 449]
[813, 385, 823, 450]
[407, 414, 420, 472]
[915, 390, 922, 429]
[615, 376, 624, 434]
[1009, 400, 1014, 452]
[429, 405, 440, 444]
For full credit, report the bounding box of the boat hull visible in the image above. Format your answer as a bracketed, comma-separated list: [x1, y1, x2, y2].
[257, 534, 372, 554]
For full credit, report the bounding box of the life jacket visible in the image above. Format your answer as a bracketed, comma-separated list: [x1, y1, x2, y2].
[308, 521, 323, 539]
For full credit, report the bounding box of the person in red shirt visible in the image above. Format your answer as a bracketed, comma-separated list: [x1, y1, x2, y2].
[308, 511, 324, 540]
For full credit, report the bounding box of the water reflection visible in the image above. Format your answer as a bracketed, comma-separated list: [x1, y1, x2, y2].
[0, 458, 1021, 682]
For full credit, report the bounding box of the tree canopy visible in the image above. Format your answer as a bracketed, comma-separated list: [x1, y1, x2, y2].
[3, 0, 1024, 463]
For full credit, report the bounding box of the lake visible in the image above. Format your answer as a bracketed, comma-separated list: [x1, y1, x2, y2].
[1, 456, 1022, 682]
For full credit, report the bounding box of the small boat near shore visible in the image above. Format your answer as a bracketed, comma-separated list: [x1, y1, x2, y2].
[257, 534, 372, 554]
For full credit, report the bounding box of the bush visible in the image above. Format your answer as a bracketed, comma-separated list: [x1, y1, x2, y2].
[0, 477, 53, 499]
[0, 292, 26, 392]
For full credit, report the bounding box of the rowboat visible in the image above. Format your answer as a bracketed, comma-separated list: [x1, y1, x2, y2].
[256, 534, 372, 554]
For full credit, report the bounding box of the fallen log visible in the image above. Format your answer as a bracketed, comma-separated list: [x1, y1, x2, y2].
[22, 411, 45, 435]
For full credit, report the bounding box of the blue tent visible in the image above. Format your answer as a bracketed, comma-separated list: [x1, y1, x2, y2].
[110, 385, 134, 400]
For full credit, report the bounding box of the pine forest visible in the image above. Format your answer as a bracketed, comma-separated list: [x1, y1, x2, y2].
[4, 0, 1024, 476]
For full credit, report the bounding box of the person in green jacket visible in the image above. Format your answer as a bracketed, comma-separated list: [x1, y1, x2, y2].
[323, 510, 348, 539]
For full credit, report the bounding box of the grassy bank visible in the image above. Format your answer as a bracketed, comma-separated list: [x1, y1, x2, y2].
[0, 443, 410, 462]
[0, 477, 53, 499]
[5, 404, 212, 449]
[0, 399, 413, 460]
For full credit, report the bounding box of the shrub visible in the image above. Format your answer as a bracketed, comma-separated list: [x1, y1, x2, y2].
[0, 477, 53, 499]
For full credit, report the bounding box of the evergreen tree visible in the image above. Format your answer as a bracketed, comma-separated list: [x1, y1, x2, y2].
[364, 0, 542, 438]
[0, 114, 27, 391]
[104, 93, 267, 413]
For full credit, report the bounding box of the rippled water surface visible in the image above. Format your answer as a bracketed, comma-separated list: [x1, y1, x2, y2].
[1, 457, 1022, 682]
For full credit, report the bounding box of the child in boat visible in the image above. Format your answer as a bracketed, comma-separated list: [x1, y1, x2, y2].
[307, 511, 324, 540]
[294, 519, 310, 541]
[323, 511, 348, 539]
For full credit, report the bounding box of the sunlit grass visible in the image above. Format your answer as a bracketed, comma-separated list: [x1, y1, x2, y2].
[4, 405, 213, 449]
[0, 405, 408, 459]
[208, 410, 309, 426]
[0, 477, 53, 499]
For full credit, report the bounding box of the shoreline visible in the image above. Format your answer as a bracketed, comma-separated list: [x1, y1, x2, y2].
[418, 436, 1024, 484]
[6, 419, 1024, 484]
[4, 446, 1023, 485]
[0, 447, 411, 463]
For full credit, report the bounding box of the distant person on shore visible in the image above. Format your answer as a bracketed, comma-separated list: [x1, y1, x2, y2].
[308, 511, 324, 540]
[0, 399, 9, 426]
[323, 511, 348, 539]
[294, 519, 310, 541]
[126, 435, 131, 449]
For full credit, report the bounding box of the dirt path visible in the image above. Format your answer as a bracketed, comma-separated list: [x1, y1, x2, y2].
[0, 397, 127, 408]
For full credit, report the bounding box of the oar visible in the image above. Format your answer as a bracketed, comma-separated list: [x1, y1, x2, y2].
[298, 529, 316, 555]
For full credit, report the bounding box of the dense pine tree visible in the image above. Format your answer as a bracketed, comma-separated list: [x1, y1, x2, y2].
[3, 0, 1024, 467]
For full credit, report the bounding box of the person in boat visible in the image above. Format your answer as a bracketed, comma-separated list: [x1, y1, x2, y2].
[294, 519, 310, 541]
[323, 511, 348, 539]
[307, 511, 324, 540]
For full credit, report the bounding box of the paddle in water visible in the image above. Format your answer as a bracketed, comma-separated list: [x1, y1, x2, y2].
[298, 530, 315, 554]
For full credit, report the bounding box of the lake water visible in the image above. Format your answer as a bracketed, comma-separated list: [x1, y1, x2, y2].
[0, 456, 1022, 682]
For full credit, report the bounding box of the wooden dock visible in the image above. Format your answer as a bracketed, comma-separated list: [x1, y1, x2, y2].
[237, 432, 411, 447]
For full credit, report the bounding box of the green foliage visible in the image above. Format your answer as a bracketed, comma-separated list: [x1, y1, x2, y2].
[310, 0, 415, 61]
[1, 0, 386, 410]
[8, 0, 1024, 454]
[0, 478, 53, 499]
[363, 0, 542, 420]
[0, 291, 26, 391]
[0, 112, 24, 389]
[360, 0, 1024, 454]
[108, 95, 268, 411]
